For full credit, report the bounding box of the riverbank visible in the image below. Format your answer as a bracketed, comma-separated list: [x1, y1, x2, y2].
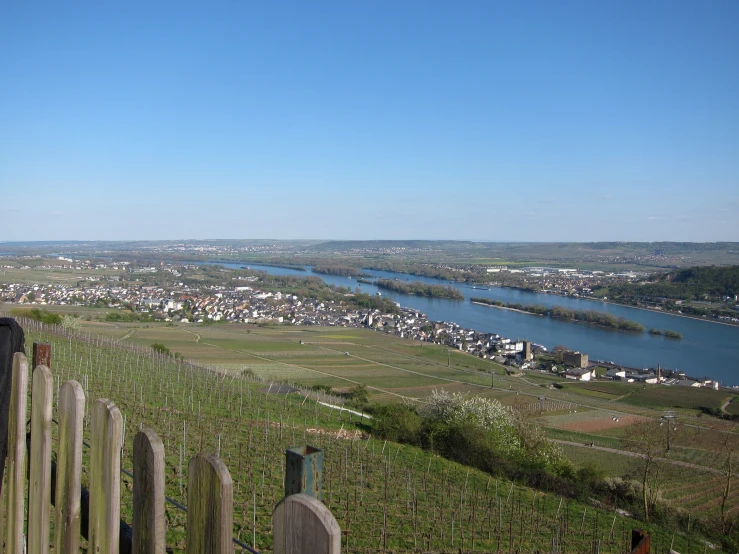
[197, 261, 739, 381]
[591, 297, 739, 327]
[488, 285, 739, 328]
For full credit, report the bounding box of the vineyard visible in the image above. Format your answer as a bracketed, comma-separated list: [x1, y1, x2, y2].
[19, 319, 724, 553]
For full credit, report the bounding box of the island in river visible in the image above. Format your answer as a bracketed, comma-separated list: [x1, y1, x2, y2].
[471, 297, 646, 333]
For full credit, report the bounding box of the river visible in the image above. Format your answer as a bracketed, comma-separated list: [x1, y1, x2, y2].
[210, 262, 739, 385]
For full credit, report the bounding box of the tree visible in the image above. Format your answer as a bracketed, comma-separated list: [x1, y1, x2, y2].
[552, 345, 568, 363]
[624, 420, 668, 522]
[61, 314, 80, 330]
[692, 422, 739, 536]
[346, 384, 369, 408]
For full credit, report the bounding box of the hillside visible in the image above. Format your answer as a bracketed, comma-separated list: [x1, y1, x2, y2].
[15, 318, 731, 553]
[604, 265, 739, 301]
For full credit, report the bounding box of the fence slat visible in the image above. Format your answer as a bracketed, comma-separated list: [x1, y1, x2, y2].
[273, 493, 341, 554]
[133, 429, 165, 554]
[186, 453, 233, 554]
[54, 380, 85, 554]
[5, 352, 28, 554]
[0, 468, 4, 554]
[89, 398, 123, 554]
[28, 365, 53, 554]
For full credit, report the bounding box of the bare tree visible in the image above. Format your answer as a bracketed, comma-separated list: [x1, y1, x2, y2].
[692, 422, 739, 535]
[625, 420, 668, 522]
[551, 345, 568, 364]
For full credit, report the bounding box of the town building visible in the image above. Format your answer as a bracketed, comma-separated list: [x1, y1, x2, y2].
[563, 351, 589, 368]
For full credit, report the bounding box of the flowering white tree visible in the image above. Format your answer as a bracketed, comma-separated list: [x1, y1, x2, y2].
[61, 314, 80, 330]
[422, 388, 568, 472]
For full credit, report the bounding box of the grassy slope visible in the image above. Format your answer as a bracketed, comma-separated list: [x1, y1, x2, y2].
[19, 319, 727, 553]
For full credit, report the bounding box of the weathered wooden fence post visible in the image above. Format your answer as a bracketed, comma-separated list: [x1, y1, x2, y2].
[186, 453, 233, 554]
[273, 446, 341, 554]
[32, 342, 51, 370]
[133, 428, 166, 554]
[5, 352, 28, 554]
[55, 380, 85, 554]
[631, 529, 651, 554]
[89, 398, 123, 554]
[28, 365, 53, 554]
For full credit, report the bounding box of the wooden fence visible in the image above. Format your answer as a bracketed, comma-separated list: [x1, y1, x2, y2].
[1, 348, 340, 554]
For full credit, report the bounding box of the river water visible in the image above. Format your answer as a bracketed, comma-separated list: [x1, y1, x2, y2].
[213, 262, 739, 385]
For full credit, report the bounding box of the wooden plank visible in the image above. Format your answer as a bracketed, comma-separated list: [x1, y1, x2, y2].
[54, 380, 85, 554]
[185, 453, 233, 554]
[5, 352, 28, 554]
[28, 365, 53, 554]
[89, 398, 123, 554]
[132, 428, 165, 554]
[272, 493, 341, 554]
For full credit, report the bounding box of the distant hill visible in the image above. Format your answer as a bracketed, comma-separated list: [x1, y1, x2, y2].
[608, 265, 739, 300]
[308, 239, 475, 252]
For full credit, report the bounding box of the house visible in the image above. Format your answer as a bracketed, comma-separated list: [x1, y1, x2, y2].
[632, 373, 659, 384]
[604, 368, 627, 380]
[565, 368, 595, 381]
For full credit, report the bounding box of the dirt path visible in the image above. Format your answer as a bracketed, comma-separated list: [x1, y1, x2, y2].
[115, 329, 135, 343]
[721, 397, 733, 415]
[552, 439, 735, 477]
[182, 329, 201, 342]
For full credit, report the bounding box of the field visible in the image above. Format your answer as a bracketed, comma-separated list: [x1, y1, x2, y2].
[8, 312, 739, 551]
[16, 320, 718, 554]
[0, 264, 124, 285]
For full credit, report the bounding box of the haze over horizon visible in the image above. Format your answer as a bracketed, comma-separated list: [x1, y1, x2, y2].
[1, 1, 737, 242]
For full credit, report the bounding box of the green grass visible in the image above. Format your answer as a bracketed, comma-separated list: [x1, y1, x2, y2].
[560, 381, 635, 397]
[724, 398, 739, 416]
[544, 428, 623, 449]
[21, 322, 720, 554]
[0, 266, 125, 285]
[558, 444, 634, 475]
[622, 386, 735, 412]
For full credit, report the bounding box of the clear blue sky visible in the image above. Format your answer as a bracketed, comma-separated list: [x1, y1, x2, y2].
[1, 0, 737, 242]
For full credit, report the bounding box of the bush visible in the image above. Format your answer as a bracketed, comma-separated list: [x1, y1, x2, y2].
[371, 404, 423, 444]
[10, 308, 62, 325]
[346, 384, 369, 409]
[422, 419, 514, 476]
[151, 343, 171, 356]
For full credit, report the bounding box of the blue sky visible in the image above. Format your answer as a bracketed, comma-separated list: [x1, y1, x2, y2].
[1, 0, 737, 242]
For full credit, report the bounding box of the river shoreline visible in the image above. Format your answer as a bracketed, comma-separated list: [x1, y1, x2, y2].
[202, 261, 739, 382]
[489, 285, 739, 328]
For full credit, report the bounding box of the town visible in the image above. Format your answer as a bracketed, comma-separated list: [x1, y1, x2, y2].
[1, 258, 725, 392]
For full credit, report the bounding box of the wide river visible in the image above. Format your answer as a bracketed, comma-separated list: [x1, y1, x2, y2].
[213, 263, 739, 385]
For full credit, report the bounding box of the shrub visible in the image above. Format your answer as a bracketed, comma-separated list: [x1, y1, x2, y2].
[370, 404, 423, 444]
[151, 343, 171, 356]
[346, 384, 369, 409]
[10, 308, 62, 325]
